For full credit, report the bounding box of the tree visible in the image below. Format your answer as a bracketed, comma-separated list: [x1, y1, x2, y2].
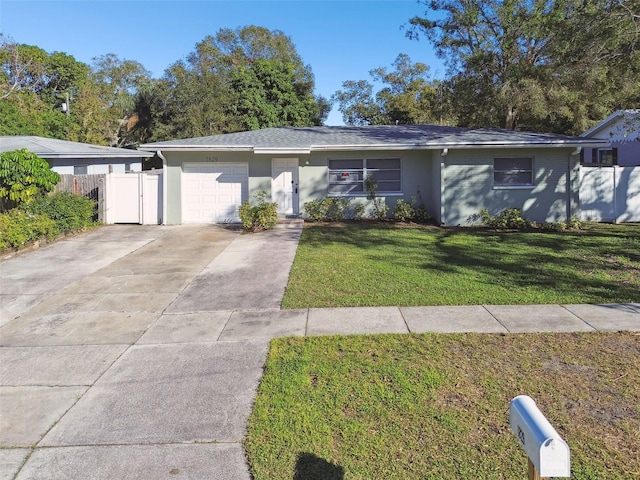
[407, 0, 640, 134]
[85, 54, 152, 146]
[147, 26, 327, 140]
[0, 149, 60, 211]
[332, 54, 439, 125]
[230, 59, 324, 130]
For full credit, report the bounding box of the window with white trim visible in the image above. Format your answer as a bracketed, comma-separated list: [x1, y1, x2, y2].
[74, 165, 88, 175]
[328, 158, 401, 195]
[493, 157, 533, 187]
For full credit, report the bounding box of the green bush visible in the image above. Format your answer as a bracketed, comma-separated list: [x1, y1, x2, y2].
[393, 196, 431, 223]
[303, 197, 350, 222]
[352, 203, 365, 220]
[239, 191, 278, 232]
[480, 208, 531, 230]
[393, 199, 415, 222]
[25, 192, 96, 232]
[0, 209, 57, 249]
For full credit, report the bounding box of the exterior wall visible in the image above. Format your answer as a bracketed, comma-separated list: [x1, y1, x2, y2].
[582, 142, 640, 167]
[297, 149, 434, 218]
[441, 148, 579, 226]
[49, 158, 143, 174]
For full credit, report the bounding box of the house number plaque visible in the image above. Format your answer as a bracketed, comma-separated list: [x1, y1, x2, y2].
[206, 156, 219, 162]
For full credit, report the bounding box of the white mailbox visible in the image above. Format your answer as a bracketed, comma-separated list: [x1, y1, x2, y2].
[510, 395, 570, 478]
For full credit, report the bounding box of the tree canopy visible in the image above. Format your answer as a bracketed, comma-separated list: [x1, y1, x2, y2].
[407, 0, 640, 133]
[332, 54, 440, 126]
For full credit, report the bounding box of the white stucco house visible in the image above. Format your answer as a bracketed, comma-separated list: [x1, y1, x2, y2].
[0, 136, 153, 174]
[141, 125, 608, 226]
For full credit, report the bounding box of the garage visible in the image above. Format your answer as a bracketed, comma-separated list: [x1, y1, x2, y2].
[182, 164, 248, 223]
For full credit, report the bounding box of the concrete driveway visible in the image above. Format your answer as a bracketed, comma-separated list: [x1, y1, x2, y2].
[0, 223, 302, 480]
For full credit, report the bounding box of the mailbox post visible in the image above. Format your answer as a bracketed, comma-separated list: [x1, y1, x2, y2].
[510, 395, 570, 479]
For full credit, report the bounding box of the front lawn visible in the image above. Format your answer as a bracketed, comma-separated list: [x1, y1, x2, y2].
[245, 332, 640, 479]
[281, 223, 640, 308]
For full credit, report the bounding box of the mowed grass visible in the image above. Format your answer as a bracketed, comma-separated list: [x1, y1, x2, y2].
[281, 222, 640, 308]
[245, 332, 640, 480]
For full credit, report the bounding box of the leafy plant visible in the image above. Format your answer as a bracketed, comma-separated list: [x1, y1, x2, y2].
[393, 198, 415, 222]
[480, 208, 531, 230]
[24, 191, 96, 232]
[238, 190, 278, 232]
[365, 175, 388, 220]
[304, 197, 351, 222]
[352, 202, 365, 221]
[0, 149, 60, 211]
[0, 209, 57, 249]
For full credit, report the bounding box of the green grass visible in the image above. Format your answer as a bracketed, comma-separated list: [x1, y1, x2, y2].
[281, 222, 640, 308]
[245, 332, 640, 479]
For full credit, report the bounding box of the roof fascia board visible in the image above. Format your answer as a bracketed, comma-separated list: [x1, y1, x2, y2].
[253, 148, 311, 154]
[139, 145, 253, 152]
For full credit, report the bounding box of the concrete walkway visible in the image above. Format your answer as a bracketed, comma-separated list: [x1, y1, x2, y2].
[0, 224, 638, 480]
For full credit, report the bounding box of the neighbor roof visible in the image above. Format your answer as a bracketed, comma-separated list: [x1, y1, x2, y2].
[581, 110, 640, 138]
[140, 125, 609, 154]
[0, 136, 153, 159]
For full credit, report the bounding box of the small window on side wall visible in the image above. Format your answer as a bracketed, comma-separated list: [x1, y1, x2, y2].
[493, 157, 533, 187]
[74, 165, 88, 175]
[597, 148, 617, 166]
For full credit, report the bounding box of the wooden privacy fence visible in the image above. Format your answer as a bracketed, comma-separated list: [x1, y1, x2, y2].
[54, 174, 107, 222]
[580, 166, 640, 223]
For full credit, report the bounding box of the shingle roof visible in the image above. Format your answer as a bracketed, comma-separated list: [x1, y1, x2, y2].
[0, 136, 153, 158]
[140, 125, 609, 153]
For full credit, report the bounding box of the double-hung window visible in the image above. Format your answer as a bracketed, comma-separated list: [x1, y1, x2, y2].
[328, 158, 401, 195]
[493, 157, 534, 187]
[581, 148, 618, 167]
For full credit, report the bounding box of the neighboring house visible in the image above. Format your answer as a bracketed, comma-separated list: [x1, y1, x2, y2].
[0, 136, 153, 174]
[580, 109, 640, 167]
[140, 125, 608, 226]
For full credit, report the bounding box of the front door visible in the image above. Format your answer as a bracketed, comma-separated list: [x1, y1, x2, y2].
[272, 158, 299, 215]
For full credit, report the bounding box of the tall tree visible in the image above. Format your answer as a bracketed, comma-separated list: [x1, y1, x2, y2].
[148, 26, 327, 140]
[407, 0, 640, 134]
[332, 54, 439, 125]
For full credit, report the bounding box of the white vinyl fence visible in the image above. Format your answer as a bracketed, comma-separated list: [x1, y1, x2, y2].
[104, 172, 163, 225]
[580, 166, 640, 223]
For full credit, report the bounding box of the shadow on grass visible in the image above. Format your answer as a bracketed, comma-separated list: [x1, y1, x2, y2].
[297, 223, 640, 304]
[294, 452, 344, 480]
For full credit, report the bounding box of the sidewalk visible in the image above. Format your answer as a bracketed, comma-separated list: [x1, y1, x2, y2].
[205, 303, 640, 342]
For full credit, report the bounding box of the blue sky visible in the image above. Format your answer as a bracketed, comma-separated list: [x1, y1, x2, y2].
[0, 0, 444, 125]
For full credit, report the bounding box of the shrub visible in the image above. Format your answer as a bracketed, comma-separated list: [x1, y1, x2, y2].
[0, 209, 57, 249]
[25, 192, 96, 232]
[304, 197, 350, 222]
[393, 199, 415, 222]
[393, 196, 431, 223]
[324, 198, 350, 221]
[480, 208, 531, 230]
[238, 191, 278, 232]
[0, 149, 60, 211]
[303, 199, 324, 222]
[352, 203, 365, 220]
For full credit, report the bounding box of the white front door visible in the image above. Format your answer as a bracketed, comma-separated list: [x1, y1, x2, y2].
[272, 158, 299, 215]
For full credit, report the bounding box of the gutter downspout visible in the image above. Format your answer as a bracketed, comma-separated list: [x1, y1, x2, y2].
[569, 147, 581, 222]
[157, 151, 168, 225]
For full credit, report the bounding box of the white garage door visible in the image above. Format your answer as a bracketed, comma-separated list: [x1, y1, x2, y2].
[182, 164, 248, 223]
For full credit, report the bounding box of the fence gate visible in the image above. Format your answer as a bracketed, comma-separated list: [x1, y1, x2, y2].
[105, 172, 163, 225]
